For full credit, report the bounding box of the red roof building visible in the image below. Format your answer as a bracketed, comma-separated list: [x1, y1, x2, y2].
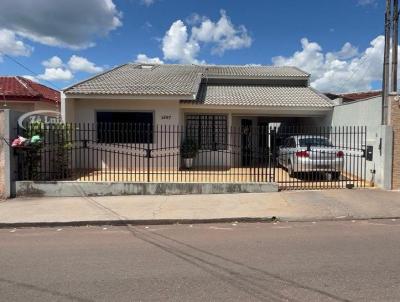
[0, 76, 60, 112]
[325, 90, 381, 103]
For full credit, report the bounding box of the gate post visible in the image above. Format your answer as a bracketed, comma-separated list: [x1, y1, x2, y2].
[0, 110, 22, 198]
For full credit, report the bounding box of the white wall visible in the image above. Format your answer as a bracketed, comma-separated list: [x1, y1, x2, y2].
[325, 96, 381, 127]
[325, 97, 389, 187]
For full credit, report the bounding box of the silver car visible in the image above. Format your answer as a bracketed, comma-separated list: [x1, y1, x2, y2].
[278, 135, 344, 180]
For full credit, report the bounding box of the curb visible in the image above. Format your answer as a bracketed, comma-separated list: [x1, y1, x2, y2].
[277, 216, 400, 222]
[0, 217, 276, 229]
[1, 216, 399, 229]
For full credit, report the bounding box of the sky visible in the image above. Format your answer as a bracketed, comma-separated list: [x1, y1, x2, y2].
[0, 0, 388, 93]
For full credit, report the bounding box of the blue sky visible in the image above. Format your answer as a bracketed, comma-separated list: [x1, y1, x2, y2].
[0, 0, 386, 92]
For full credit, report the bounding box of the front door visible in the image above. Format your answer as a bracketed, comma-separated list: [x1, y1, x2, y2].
[241, 119, 253, 166]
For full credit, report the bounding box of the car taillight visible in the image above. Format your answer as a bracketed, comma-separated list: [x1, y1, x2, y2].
[336, 151, 344, 158]
[296, 151, 310, 157]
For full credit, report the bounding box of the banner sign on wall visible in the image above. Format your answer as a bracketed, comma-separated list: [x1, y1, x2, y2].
[18, 110, 61, 129]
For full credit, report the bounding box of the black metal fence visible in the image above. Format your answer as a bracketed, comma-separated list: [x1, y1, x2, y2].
[15, 123, 368, 190]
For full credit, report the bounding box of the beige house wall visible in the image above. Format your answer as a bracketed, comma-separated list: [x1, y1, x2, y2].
[65, 98, 182, 170]
[0, 100, 59, 113]
[62, 96, 332, 170]
[71, 98, 181, 126]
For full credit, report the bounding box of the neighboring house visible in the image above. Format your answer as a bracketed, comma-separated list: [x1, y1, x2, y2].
[325, 90, 382, 104]
[0, 76, 60, 113]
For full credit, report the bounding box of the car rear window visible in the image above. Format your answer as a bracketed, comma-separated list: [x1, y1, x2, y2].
[299, 137, 332, 147]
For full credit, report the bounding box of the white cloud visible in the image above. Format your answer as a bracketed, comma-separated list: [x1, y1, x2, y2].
[0, 29, 32, 58]
[357, 0, 377, 6]
[272, 36, 385, 92]
[0, 0, 122, 49]
[22, 75, 39, 82]
[334, 42, 359, 60]
[34, 55, 103, 82]
[161, 11, 252, 64]
[42, 56, 63, 68]
[141, 0, 155, 6]
[162, 20, 201, 64]
[135, 54, 164, 64]
[68, 55, 104, 73]
[38, 68, 73, 81]
[191, 10, 252, 55]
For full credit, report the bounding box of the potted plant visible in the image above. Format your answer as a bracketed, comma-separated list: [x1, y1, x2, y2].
[181, 139, 199, 168]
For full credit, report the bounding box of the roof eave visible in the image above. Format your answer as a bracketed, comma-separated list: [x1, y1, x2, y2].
[62, 64, 128, 92]
[180, 103, 333, 111]
[64, 93, 196, 101]
[203, 75, 309, 81]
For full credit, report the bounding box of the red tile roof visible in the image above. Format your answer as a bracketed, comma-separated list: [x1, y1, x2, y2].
[340, 91, 381, 101]
[0, 76, 60, 104]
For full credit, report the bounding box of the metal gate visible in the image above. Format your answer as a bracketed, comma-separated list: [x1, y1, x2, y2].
[15, 123, 367, 190]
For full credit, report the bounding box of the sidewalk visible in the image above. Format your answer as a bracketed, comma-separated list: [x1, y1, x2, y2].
[1, 189, 400, 227]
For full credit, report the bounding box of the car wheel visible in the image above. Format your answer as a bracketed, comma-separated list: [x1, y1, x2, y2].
[288, 162, 295, 178]
[326, 172, 340, 181]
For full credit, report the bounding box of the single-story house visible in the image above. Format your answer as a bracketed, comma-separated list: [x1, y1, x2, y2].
[0, 76, 60, 112]
[61, 64, 334, 170]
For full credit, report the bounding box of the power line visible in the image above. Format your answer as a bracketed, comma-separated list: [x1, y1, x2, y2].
[0, 51, 61, 90]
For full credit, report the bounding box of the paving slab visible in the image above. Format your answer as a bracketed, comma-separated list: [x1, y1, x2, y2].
[1, 189, 400, 227]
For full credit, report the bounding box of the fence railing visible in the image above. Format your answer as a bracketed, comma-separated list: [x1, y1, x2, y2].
[15, 123, 368, 190]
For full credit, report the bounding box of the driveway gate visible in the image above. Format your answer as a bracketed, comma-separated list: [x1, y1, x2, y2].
[15, 123, 367, 190]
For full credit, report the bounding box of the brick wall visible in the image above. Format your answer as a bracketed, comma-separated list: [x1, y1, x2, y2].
[391, 97, 400, 189]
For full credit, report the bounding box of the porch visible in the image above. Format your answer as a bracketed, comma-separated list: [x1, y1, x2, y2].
[73, 168, 369, 189]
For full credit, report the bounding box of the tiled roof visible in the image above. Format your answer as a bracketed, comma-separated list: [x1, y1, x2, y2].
[325, 91, 382, 102]
[64, 64, 309, 96]
[64, 64, 202, 96]
[202, 65, 308, 78]
[0, 76, 60, 103]
[190, 84, 333, 108]
[340, 91, 381, 101]
[64, 63, 332, 109]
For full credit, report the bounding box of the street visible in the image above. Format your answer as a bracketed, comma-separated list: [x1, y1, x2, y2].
[1, 220, 400, 302]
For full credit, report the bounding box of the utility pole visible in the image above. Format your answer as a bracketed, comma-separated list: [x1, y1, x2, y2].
[382, 0, 392, 125]
[392, 0, 399, 92]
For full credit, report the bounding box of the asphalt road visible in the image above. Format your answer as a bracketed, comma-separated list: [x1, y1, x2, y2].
[1, 220, 400, 302]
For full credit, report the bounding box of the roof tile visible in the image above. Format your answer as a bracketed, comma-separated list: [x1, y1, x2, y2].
[64, 64, 309, 96]
[0, 76, 60, 103]
[190, 84, 332, 108]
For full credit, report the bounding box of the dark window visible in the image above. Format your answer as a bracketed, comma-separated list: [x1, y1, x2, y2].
[185, 115, 227, 150]
[97, 112, 153, 144]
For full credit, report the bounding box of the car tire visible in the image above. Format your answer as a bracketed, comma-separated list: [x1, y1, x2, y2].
[326, 172, 333, 181]
[326, 172, 340, 181]
[288, 162, 295, 178]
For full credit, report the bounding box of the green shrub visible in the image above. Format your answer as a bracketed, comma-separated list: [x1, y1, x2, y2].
[180, 139, 199, 159]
